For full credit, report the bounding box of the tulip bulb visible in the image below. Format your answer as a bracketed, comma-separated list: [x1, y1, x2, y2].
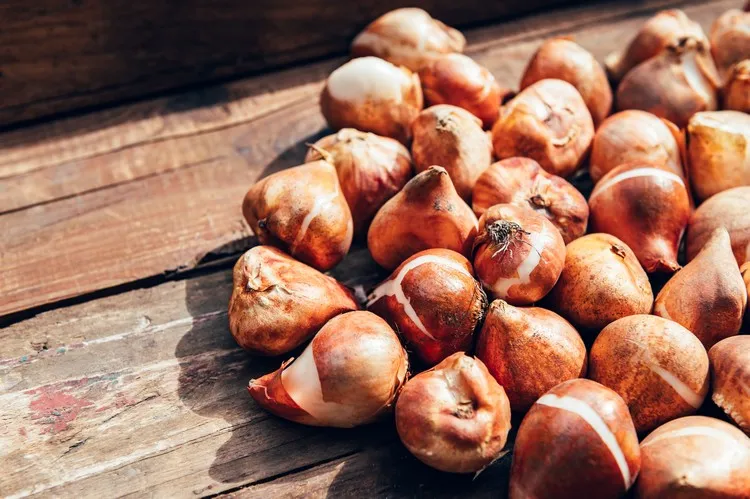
[510, 379, 641, 499]
[549, 233, 653, 331]
[686, 186, 750, 266]
[615, 36, 720, 128]
[472, 157, 588, 243]
[395, 353, 511, 473]
[743, 262, 750, 300]
[367, 249, 487, 366]
[655, 228, 747, 349]
[521, 37, 612, 126]
[472, 204, 565, 305]
[710, 9, 750, 80]
[492, 79, 594, 178]
[589, 315, 709, 434]
[242, 160, 353, 271]
[367, 166, 478, 271]
[476, 300, 586, 412]
[590, 110, 685, 184]
[305, 129, 413, 235]
[686, 111, 750, 201]
[636, 416, 750, 498]
[228, 246, 358, 356]
[710, 337, 750, 433]
[419, 53, 508, 128]
[351, 8, 466, 72]
[320, 57, 423, 143]
[605, 9, 707, 82]
[724, 60, 750, 112]
[589, 162, 690, 273]
[248, 311, 408, 428]
[411, 105, 493, 201]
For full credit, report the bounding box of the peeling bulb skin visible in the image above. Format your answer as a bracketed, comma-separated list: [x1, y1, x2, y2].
[509, 379, 641, 499]
[491, 79, 595, 178]
[710, 337, 750, 433]
[710, 9, 750, 81]
[590, 111, 685, 184]
[686, 111, 750, 202]
[605, 9, 708, 83]
[367, 249, 487, 366]
[411, 105, 493, 201]
[743, 263, 750, 302]
[686, 186, 750, 267]
[320, 57, 423, 144]
[248, 311, 408, 428]
[242, 161, 353, 271]
[615, 37, 720, 129]
[395, 353, 511, 473]
[367, 166, 478, 271]
[724, 60, 750, 112]
[520, 38, 612, 126]
[419, 54, 507, 129]
[471, 157, 589, 244]
[654, 228, 747, 349]
[589, 315, 709, 434]
[305, 129, 413, 235]
[588, 162, 690, 273]
[476, 300, 587, 412]
[635, 416, 750, 498]
[351, 8, 466, 72]
[549, 234, 653, 331]
[228, 246, 358, 356]
[472, 204, 566, 305]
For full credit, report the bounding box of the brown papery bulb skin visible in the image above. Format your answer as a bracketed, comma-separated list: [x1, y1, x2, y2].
[615, 37, 720, 129]
[242, 160, 353, 271]
[589, 315, 709, 435]
[367, 166, 478, 271]
[655, 228, 747, 349]
[491, 79, 594, 178]
[476, 300, 586, 412]
[510, 379, 641, 499]
[305, 129, 413, 235]
[351, 8, 466, 72]
[709, 336, 750, 433]
[472, 204, 565, 305]
[590, 110, 685, 184]
[419, 54, 507, 129]
[589, 162, 690, 273]
[411, 105, 493, 201]
[521, 38, 612, 126]
[686, 186, 750, 266]
[711, 9, 750, 81]
[549, 233, 653, 331]
[724, 60, 750, 112]
[472, 157, 589, 243]
[743, 262, 750, 300]
[605, 9, 707, 83]
[395, 353, 511, 473]
[228, 246, 358, 356]
[320, 57, 423, 144]
[248, 311, 408, 428]
[686, 111, 750, 201]
[636, 416, 750, 498]
[367, 249, 487, 366]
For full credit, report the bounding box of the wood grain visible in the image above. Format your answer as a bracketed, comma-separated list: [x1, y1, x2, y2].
[0, 0, 733, 318]
[0, 0, 570, 127]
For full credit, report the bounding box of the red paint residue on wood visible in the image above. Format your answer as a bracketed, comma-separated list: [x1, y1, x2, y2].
[27, 385, 93, 434]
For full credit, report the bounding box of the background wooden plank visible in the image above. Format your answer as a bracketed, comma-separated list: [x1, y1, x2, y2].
[0, 0, 571, 127]
[0, 0, 735, 318]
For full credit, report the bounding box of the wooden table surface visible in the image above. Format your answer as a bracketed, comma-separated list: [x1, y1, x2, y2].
[0, 0, 737, 496]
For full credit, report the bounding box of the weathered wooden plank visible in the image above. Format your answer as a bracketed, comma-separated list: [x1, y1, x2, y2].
[0, 248, 388, 498]
[0, 0, 571, 127]
[0, 0, 733, 318]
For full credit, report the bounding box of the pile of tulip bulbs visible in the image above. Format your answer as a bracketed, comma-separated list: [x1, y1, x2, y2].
[230, 6, 750, 498]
